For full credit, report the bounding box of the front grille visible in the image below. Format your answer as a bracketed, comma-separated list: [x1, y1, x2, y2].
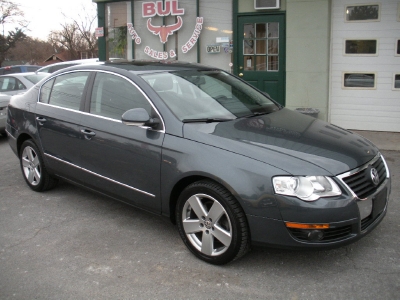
[288, 225, 352, 242]
[341, 157, 386, 199]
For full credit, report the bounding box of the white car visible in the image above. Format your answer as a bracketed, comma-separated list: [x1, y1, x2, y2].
[35, 58, 100, 73]
[0, 93, 9, 135]
[0, 72, 49, 96]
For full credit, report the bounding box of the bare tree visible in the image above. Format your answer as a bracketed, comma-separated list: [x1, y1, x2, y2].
[48, 4, 98, 60]
[0, 0, 28, 66]
[7, 37, 54, 65]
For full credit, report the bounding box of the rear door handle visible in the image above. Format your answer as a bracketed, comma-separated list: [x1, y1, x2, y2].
[81, 129, 96, 140]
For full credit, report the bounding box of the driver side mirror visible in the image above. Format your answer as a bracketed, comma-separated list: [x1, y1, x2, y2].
[121, 108, 160, 129]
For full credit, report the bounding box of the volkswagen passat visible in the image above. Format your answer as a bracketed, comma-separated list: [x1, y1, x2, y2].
[6, 61, 391, 264]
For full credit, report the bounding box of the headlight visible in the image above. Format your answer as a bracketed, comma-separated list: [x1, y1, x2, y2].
[272, 176, 342, 201]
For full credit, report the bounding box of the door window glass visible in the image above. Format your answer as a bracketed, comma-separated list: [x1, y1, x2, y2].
[48, 72, 90, 110]
[90, 72, 151, 120]
[39, 79, 55, 103]
[243, 22, 279, 72]
[0, 77, 26, 92]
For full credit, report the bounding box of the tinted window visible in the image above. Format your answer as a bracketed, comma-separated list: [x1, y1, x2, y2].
[90, 72, 151, 120]
[141, 70, 279, 121]
[39, 79, 55, 103]
[48, 72, 89, 110]
[27, 66, 39, 72]
[0, 77, 26, 92]
[3, 67, 20, 75]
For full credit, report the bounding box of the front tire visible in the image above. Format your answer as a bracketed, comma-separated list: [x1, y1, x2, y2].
[20, 140, 58, 192]
[176, 180, 250, 265]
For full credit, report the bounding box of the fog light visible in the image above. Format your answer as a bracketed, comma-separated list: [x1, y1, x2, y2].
[307, 230, 324, 241]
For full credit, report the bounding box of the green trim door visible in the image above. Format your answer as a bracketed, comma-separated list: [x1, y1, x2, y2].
[237, 14, 285, 106]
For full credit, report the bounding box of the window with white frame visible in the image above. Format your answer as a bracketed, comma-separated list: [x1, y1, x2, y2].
[345, 4, 380, 22]
[394, 74, 400, 90]
[343, 72, 376, 89]
[345, 39, 377, 55]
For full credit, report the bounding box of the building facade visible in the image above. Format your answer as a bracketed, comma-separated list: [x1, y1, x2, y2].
[92, 0, 400, 132]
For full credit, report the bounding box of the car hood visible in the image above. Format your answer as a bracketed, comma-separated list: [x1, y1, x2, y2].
[182, 108, 379, 175]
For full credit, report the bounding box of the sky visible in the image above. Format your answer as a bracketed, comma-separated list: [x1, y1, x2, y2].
[4, 0, 97, 41]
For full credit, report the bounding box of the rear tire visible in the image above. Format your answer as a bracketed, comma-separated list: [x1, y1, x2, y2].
[20, 140, 58, 192]
[176, 180, 250, 265]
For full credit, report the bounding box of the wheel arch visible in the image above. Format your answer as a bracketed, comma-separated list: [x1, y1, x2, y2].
[16, 133, 35, 156]
[168, 174, 241, 225]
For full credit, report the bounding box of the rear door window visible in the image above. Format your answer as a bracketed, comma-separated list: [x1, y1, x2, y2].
[47, 72, 90, 110]
[0, 76, 26, 92]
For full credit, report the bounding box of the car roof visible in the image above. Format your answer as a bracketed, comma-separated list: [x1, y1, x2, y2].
[62, 60, 218, 74]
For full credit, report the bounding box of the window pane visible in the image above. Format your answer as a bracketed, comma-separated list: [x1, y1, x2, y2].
[256, 23, 266, 38]
[90, 73, 151, 120]
[268, 40, 279, 55]
[256, 40, 267, 54]
[244, 56, 254, 71]
[0, 77, 16, 92]
[344, 73, 375, 88]
[395, 75, 400, 89]
[345, 40, 377, 54]
[106, 1, 132, 59]
[244, 39, 254, 54]
[244, 23, 255, 38]
[268, 23, 279, 38]
[346, 5, 379, 21]
[39, 79, 54, 103]
[49, 72, 90, 110]
[397, 40, 400, 55]
[256, 56, 267, 71]
[268, 56, 279, 71]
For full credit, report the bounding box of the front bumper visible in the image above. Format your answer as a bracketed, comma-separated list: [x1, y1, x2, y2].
[248, 154, 391, 249]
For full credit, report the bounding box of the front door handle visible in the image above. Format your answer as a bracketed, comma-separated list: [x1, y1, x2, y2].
[36, 117, 47, 125]
[81, 129, 96, 140]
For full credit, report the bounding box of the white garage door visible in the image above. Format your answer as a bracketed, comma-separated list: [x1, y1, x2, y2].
[330, 0, 400, 132]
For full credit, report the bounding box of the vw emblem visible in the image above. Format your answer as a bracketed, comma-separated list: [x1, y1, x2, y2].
[370, 168, 380, 186]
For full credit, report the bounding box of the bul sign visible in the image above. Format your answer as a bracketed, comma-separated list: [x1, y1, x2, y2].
[126, 0, 203, 60]
[142, 1, 185, 17]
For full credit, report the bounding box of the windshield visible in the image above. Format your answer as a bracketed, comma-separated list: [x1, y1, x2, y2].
[140, 70, 279, 121]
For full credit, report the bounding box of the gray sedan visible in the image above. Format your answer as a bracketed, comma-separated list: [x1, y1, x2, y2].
[6, 61, 391, 264]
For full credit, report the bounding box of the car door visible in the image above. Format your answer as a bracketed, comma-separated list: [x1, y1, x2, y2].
[35, 71, 91, 177]
[78, 71, 164, 213]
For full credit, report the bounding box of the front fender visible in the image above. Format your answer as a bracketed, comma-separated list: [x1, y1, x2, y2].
[161, 134, 287, 219]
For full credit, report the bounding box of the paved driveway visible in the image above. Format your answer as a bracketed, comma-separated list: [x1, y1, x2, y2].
[0, 134, 399, 299]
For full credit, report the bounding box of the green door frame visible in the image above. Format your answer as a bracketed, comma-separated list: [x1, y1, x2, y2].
[233, 4, 286, 106]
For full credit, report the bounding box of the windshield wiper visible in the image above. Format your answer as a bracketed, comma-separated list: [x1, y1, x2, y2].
[182, 118, 234, 123]
[240, 111, 273, 118]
